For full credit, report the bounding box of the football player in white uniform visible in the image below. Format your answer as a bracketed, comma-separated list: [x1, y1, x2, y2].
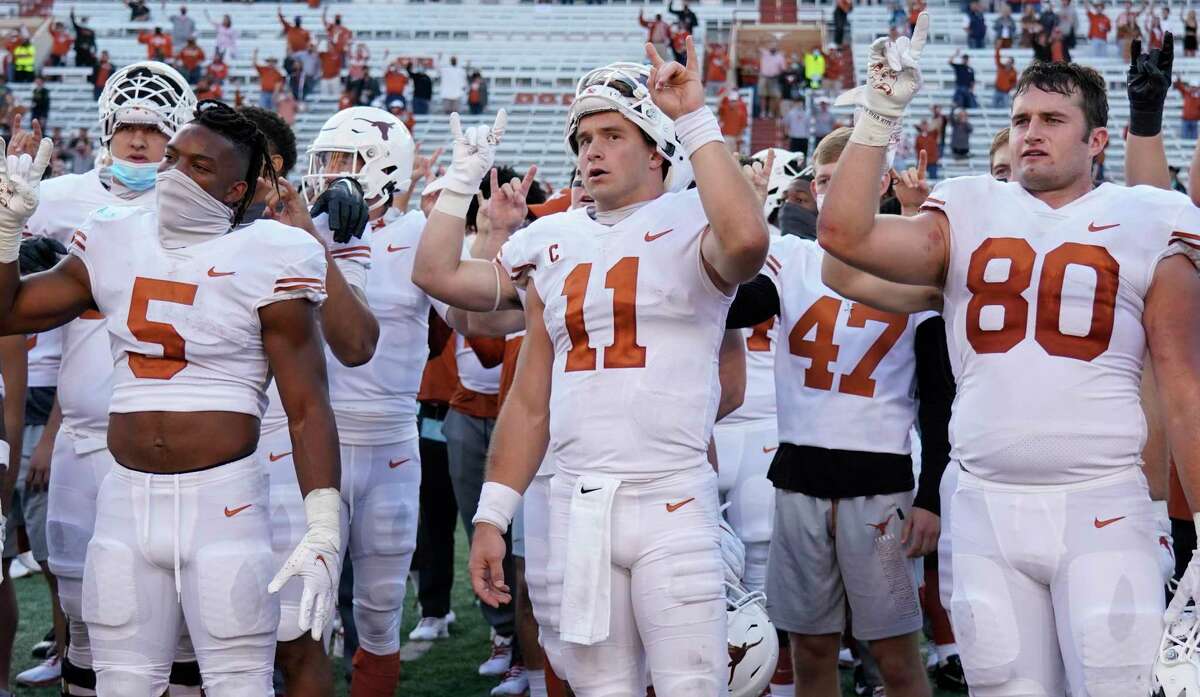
[819, 14, 1200, 696]
[16, 61, 204, 696]
[422, 38, 768, 694]
[0, 101, 343, 696]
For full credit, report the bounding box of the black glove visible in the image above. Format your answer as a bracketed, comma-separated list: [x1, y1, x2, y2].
[1128, 33, 1173, 137]
[18, 236, 67, 276]
[310, 177, 369, 244]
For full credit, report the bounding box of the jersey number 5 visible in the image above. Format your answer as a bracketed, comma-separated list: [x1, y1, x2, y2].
[562, 257, 646, 372]
[966, 239, 1118, 361]
[789, 296, 907, 398]
[127, 277, 199, 380]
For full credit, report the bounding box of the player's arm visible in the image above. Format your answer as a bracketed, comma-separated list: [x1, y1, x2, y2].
[319, 263, 378, 367]
[445, 307, 526, 338]
[1189, 136, 1200, 207]
[820, 254, 943, 313]
[0, 334, 25, 515]
[907, 315, 954, 557]
[1140, 353, 1169, 500]
[469, 281, 554, 608]
[716, 328, 746, 421]
[1125, 36, 1173, 188]
[649, 38, 768, 289]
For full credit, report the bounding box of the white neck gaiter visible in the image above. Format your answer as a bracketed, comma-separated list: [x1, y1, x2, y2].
[156, 168, 235, 249]
[590, 200, 651, 226]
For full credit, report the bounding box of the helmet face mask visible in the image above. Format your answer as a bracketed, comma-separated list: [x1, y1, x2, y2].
[565, 62, 693, 193]
[302, 106, 414, 212]
[98, 61, 197, 146]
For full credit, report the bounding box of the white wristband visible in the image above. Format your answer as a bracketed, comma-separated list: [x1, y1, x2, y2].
[673, 105, 724, 157]
[433, 190, 472, 219]
[333, 256, 368, 291]
[473, 481, 523, 534]
[0, 231, 20, 264]
[849, 108, 901, 148]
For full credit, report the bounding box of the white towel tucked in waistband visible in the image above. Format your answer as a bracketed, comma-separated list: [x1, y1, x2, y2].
[559, 474, 620, 645]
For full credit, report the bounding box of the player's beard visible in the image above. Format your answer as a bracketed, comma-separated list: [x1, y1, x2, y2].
[156, 168, 235, 248]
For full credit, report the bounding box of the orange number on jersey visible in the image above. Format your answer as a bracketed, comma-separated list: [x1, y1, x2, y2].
[839, 304, 908, 397]
[746, 317, 775, 352]
[127, 277, 198, 380]
[966, 239, 1119, 361]
[561, 257, 646, 372]
[787, 296, 841, 390]
[788, 296, 907, 398]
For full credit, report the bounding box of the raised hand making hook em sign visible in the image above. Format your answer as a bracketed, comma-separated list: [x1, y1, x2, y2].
[643, 35, 705, 120]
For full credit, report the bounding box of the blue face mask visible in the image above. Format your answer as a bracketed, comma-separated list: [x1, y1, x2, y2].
[109, 157, 160, 192]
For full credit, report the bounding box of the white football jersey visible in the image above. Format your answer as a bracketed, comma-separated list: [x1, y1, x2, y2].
[455, 334, 500, 395]
[497, 188, 733, 483]
[26, 169, 152, 435]
[719, 318, 778, 426]
[766, 235, 931, 455]
[924, 176, 1200, 485]
[26, 327, 62, 388]
[327, 211, 436, 445]
[69, 207, 326, 417]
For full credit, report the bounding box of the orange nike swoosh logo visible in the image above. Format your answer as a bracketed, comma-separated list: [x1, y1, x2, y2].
[1088, 222, 1119, 232]
[644, 228, 673, 242]
[224, 504, 252, 517]
[268, 451, 292, 462]
[762, 445, 778, 453]
[388, 457, 410, 468]
[207, 266, 236, 277]
[665, 497, 695, 513]
[1094, 515, 1125, 528]
[387, 244, 410, 253]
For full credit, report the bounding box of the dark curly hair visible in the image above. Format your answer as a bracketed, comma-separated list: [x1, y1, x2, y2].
[192, 99, 277, 227]
[238, 105, 297, 177]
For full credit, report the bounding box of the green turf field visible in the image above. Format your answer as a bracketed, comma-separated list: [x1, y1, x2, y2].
[8, 529, 962, 696]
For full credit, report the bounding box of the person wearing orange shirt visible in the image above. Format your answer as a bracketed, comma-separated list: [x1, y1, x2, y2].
[992, 47, 1017, 107]
[206, 51, 228, 85]
[137, 26, 173, 60]
[46, 21, 73, 68]
[1176, 75, 1200, 140]
[1087, 1, 1114, 55]
[718, 89, 749, 154]
[338, 89, 355, 111]
[914, 120, 941, 180]
[318, 41, 342, 96]
[194, 76, 222, 102]
[176, 37, 205, 84]
[704, 42, 728, 91]
[322, 8, 352, 62]
[277, 8, 311, 57]
[383, 53, 409, 104]
[253, 48, 285, 109]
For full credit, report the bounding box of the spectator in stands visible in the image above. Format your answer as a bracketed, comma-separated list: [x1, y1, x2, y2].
[126, 0, 150, 22]
[46, 22, 73, 69]
[669, 0, 699, 35]
[29, 77, 48, 125]
[915, 120, 941, 179]
[383, 52, 409, 105]
[68, 127, 93, 175]
[69, 9, 96, 67]
[1176, 75, 1200, 140]
[994, 3, 1017, 47]
[1059, 0, 1079, 47]
[888, 1, 908, 34]
[783, 96, 811, 155]
[11, 34, 35, 83]
[993, 47, 1017, 107]
[347, 43, 370, 99]
[812, 97, 836, 150]
[908, 0, 927, 34]
[408, 62, 433, 115]
[718, 88, 748, 153]
[639, 11, 672, 59]
[467, 71, 488, 115]
[929, 103, 948, 155]
[704, 42, 728, 91]
[438, 54, 467, 114]
[279, 9, 311, 58]
[300, 43, 320, 100]
[338, 88, 355, 112]
[275, 85, 297, 126]
[670, 24, 688, 64]
[323, 9, 353, 63]
[950, 108, 973, 160]
[1117, 1, 1143, 58]
[1087, 1, 1113, 55]
[759, 43, 786, 118]
[1033, 25, 1072, 60]
[252, 50, 285, 110]
[824, 44, 850, 91]
[965, 1, 988, 48]
[90, 51, 114, 100]
[357, 66, 381, 106]
[194, 75, 221, 101]
[206, 50, 228, 85]
[319, 41, 343, 96]
[949, 50, 978, 108]
[170, 6, 196, 50]
[1186, 9, 1198, 55]
[388, 98, 416, 135]
[138, 27, 173, 61]
[833, 0, 852, 45]
[204, 11, 238, 61]
[3, 30, 18, 82]
[177, 37, 205, 85]
[1020, 5, 1043, 46]
[1146, 10, 1165, 48]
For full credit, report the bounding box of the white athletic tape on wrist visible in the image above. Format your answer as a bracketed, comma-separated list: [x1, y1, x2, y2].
[433, 189, 472, 219]
[473, 481, 522, 534]
[849, 108, 901, 148]
[334, 257, 368, 290]
[673, 106, 724, 157]
[0, 232, 19, 264]
[303, 488, 342, 540]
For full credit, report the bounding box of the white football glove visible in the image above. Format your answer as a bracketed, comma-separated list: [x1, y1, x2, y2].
[268, 488, 342, 641]
[719, 514, 746, 587]
[425, 109, 507, 197]
[0, 137, 53, 263]
[835, 12, 930, 147]
[1155, 501, 1177, 586]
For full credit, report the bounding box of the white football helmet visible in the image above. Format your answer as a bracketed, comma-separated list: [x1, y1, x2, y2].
[752, 148, 806, 219]
[1156, 606, 1200, 697]
[565, 62, 693, 192]
[98, 61, 196, 145]
[726, 581, 779, 697]
[303, 106, 415, 212]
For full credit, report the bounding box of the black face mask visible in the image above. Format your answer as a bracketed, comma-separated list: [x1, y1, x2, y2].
[779, 202, 818, 240]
